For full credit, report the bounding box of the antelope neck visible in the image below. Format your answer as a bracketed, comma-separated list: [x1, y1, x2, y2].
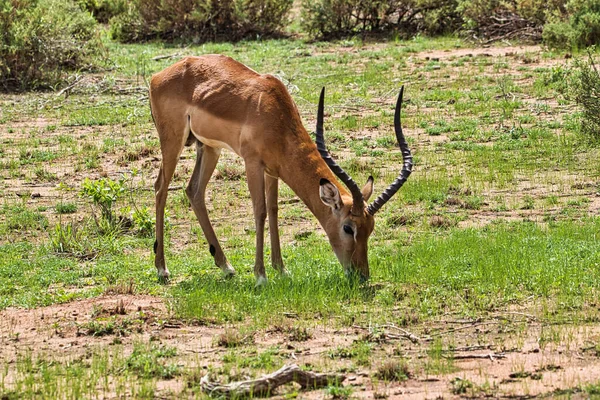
[277, 134, 349, 230]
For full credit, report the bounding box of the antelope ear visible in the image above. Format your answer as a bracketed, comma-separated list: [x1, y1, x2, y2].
[319, 178, 342, 210]
[361, 176, 374, 202]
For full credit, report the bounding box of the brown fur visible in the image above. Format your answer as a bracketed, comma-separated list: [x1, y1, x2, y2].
[150, 55, 375, 282]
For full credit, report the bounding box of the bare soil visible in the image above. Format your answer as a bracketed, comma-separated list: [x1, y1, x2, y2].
[2, 295, 600, 398]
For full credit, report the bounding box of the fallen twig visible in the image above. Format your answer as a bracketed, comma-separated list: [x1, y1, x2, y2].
[353, 324, 424, 344]
[152, 53, 183, 61]
[201, 364, 345, 398]
[450, 352, 506, 361]
[428, 321, 499, 337]
[56, 76, 85, 98]
[381, 324, 422, 344]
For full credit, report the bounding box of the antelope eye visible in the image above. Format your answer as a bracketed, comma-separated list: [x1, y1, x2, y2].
[343, 225, 354, 235]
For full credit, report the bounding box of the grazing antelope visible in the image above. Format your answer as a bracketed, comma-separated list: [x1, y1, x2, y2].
[150, 55, 412, 284]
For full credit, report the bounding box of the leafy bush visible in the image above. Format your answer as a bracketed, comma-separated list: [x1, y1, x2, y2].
[0, 0, 104, 91]
[110, 0, 293, 43]
[80, 177, 126, 223]
[131, 206, 155, 237]
[543, 0, 600, 49]
[78, 0, 127, 23]
[572, 54, 600, 141]
[300, 0, 461, 39]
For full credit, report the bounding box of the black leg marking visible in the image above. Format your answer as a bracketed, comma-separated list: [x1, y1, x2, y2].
[209, 244, 216, 256]
[154, 240, 158, 254]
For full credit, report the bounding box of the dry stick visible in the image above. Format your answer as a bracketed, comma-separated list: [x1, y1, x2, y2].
[55, 76, 85, 98]
[152, 52, 183, 61]
[493, 311, 538, 322]
[381, 324, 422, 343]
[428, 321, 499, 338]
[444, 345, 492, 352]
[450, 352, 506, 361]
[200, 364, 345, 398]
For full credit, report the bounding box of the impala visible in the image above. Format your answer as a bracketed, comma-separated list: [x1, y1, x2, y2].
[150, 55, 412, 284]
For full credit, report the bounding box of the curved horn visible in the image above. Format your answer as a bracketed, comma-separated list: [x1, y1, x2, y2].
[315, 87, 365, 215]
[367, 86, 413, 215]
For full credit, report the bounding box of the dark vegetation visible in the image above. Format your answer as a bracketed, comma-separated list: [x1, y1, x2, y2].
[2, 0, 600, 92]
[109, 0, 294, 43]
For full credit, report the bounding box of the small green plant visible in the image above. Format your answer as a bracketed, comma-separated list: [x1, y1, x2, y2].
[287, 326, 312, 342]
[215, 330, 254, 348]
[132, 206, 154, 237]
[450, 377, 474, 395]
[1, 203, 48, 231]
[49, 220, 94, 258]
[425, 338, 456, 374]
[325, 384, 353, 399]
[55, 202, 78, 214]
[81, 177, 126, 223]
[375, 360, 411, 381]
[522, 195, 535, 210]
[329, 341, 372, 366]
[124, 342, 179, 379]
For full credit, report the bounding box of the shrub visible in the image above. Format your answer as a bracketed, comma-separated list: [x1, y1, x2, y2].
[0, 0, 104, 91]
[543, 0, 600, 49]
[572, 54, 600, 141]
[110, 0, 293, 43]
[300, 0, 461, 39]
[78, 0, 127, 23]
[542, 21, 575, 48]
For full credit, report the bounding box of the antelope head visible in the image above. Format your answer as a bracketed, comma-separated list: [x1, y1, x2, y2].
[315, 87, 413, 280]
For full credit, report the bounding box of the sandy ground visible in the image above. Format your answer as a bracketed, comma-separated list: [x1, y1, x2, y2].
[1, 294, 600, 398]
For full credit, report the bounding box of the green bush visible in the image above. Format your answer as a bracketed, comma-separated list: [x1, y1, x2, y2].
[110, 0, 293, 43]
[78, 0, 127, 23]
[543, 0, 600, 49]
[572, 54, 600, 141]
[300, 0, 461, 39]
[0, 0, 104, 91]
[542, 22, 575, 48]
[80, 177, 126, 223]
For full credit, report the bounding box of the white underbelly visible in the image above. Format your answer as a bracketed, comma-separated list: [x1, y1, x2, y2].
[195, 136, 236, 153]
[188, 108, 242, 156]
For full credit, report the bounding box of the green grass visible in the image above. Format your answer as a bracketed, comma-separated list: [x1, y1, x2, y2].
[2, 34, 600, 398]
[168, 218, 600, 325]
[0, 238, 163, 309]
[0, 344, 168, 399]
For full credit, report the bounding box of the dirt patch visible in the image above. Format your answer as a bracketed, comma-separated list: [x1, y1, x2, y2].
[2, 296, 600, 398]
[418, 45, 542, 60]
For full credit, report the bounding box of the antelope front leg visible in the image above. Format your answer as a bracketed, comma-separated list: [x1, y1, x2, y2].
[246, 161, 267, 285]
[265, 174, 286, 274]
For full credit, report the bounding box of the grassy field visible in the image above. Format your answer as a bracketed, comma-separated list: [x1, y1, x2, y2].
[1, 35, 600, 398]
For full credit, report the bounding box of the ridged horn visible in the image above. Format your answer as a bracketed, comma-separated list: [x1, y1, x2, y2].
[315, 87, 365, 215]
[366, 86, 413, 215]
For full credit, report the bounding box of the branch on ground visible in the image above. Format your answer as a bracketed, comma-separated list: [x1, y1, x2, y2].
[200, 364, 345, 398]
